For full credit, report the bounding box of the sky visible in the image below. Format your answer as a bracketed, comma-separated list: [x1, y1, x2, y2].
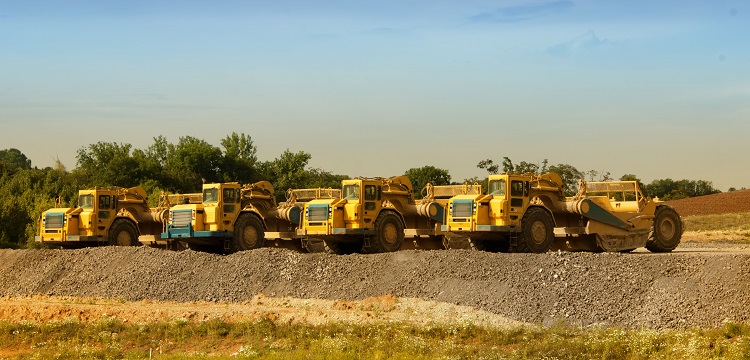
[1, 1, 748, 191]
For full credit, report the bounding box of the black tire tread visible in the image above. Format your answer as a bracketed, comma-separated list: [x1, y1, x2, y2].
[107, 218, 139, 246]
[230, 214, 266, 253]
[512, 207, 554, 253]
[367, 212, 405, 253]
[646, 205, 683, 253]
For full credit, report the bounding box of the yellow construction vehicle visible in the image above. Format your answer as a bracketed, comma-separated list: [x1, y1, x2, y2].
[152, 181, 304, 253]
[442, 173, 683, 253]
[35, 187, 168, 248]
[296, 176, 451, 254]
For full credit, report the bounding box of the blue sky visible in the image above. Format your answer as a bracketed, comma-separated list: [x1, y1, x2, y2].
[1, 1, 748, 190]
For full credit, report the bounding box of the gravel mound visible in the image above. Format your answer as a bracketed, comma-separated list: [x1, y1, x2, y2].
[1, 246, 749, 329]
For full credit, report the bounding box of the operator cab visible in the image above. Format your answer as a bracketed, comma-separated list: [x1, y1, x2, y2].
[340, 179, 383, 226]
[77, 189, 117, 236]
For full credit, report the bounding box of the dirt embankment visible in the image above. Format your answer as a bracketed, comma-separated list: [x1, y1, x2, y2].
[666, 189, 750, 216]
[1, 246, 749, 329]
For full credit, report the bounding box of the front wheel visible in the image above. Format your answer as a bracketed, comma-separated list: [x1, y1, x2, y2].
[368, 212, 404, 253]
[108, 219, 139, 246]
[512, 207, 554, 253]
[230, 214, 266, 253]
[646, 206, 682, 253]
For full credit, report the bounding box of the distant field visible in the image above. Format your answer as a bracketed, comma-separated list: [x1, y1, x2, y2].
[667, 189, 750, 217]
[666, 191, 750, 242]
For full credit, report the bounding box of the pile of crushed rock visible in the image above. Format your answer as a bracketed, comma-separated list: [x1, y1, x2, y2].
[0, 244, 748, 329]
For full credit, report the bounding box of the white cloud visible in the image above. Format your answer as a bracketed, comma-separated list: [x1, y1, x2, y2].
[546, 29, 610, 55]
[469, 1, 575, 23]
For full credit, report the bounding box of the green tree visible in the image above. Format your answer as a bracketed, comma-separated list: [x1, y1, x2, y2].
[219, 132, 259, 184]
[644, 178, 720, 200]
[548, 163, 585, 196]
[260, 150, 313, 201]
[515, 161, 539, 174]
[302, 168, 349, 191]
[404, 166, 451, 198]
[131, 136, 169, 188]
[164, 136, 223, 192]
[502, 157, 514, 173]
[620, 174, 648, 196]
[477, 159, 499, 174]
[478, 157, 549, 175]
[0, 148, 32, 172]
[76, 142, 141, 187]
[0, 164, 79, 248]
[586, 170, 612, 182]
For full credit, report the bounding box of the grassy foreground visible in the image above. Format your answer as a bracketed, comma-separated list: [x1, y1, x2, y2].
[1, 317, 749, 359]
[683, 212, 750, 233]
[681, 212, 750, 242]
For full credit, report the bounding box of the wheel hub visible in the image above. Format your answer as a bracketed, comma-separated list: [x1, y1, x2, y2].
[383, 223, 398, 245]
[530, 221, 547, 244]
[659, 218, 675, 239]
[243, 226, 259, 247]
[116, 231, 132, 246]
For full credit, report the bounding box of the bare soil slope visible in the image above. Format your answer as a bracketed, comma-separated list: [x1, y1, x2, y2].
[1, 246, 749, 329]
[666, 189, 750, 216]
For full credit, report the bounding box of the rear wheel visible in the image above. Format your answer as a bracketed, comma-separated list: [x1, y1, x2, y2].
[108, 219, 139, 246]
[230, 214, 265, 253]
[368, 212, 404, 253]
[513, 207, 554, 253]
[324, 240, 361, 255]
[646, 206, 682, 253]
[469, 238, 510, 252]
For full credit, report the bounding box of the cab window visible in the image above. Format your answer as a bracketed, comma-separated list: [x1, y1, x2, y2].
[510, 181, 525, 197]
[364, 185, 379, 200]
[98, 195, 111, 209]
[223, 188, 236, 203]
[488, 180, 506, 196]
[203, 188, 219, 203]
[78, 194, 94, 209]
[343, 184, 360, 200]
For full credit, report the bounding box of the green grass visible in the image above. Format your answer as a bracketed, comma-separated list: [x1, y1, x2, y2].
[683, 212, 750, 233]
[2, 317, 750, 359]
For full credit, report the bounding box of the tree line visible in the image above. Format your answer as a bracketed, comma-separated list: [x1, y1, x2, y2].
[0, 139, 726, 248]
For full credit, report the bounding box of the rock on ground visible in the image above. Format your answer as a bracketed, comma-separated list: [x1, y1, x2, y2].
[0, 245, 749, 329]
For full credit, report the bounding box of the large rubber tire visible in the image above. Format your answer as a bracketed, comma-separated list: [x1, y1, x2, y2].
[230, 214, 265, 253]
[368, 212, 405, 253]
[513, 207, 554, 253]
[646, 206, 682, 253]
[469, 238, 510, 253]
[324, 240, 362, 255]
[108, 219, 139, 246]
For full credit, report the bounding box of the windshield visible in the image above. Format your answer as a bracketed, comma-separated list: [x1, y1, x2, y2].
[342, 184, 360, 200]
[488, 179, 506, 196]
[78, 194, 94, 209]
[203, 187, 219, 203]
